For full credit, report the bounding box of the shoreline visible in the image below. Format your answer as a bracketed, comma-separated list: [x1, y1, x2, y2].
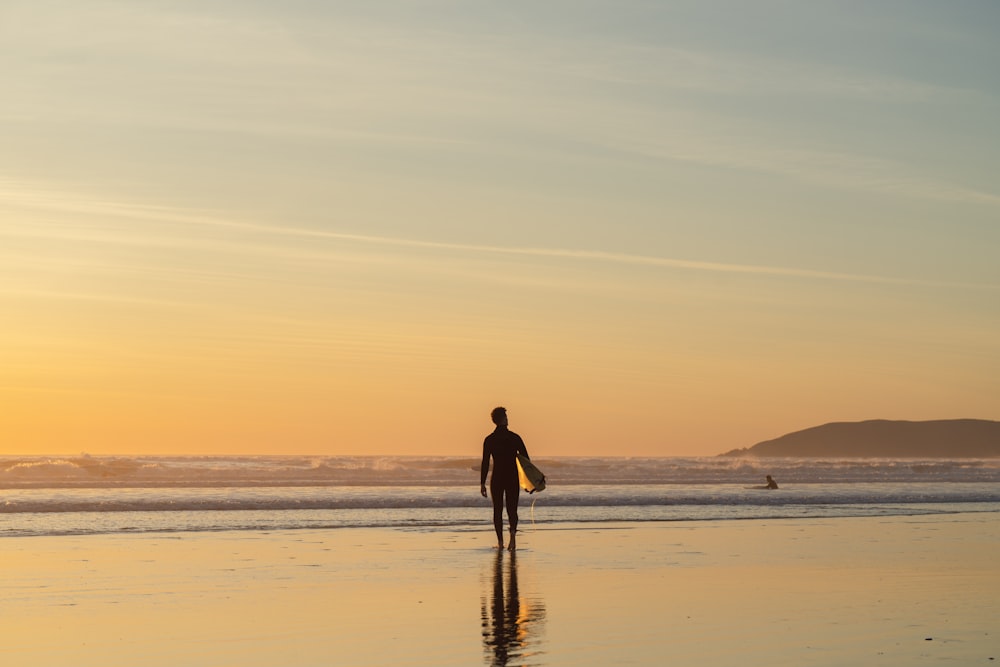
[2, 513, 997, 666]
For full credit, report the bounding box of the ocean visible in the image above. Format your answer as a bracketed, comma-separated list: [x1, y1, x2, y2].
[2, 455, 998, 538]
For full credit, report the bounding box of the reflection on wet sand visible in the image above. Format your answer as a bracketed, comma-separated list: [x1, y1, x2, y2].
[481, 552, 546, 666]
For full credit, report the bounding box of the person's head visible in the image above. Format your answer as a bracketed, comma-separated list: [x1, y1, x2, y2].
[490, 406, 508, 427]
[766, 475, 774, 481]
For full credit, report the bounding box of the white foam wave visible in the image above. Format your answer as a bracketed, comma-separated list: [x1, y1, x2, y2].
[3, 482, 998, 515]
[2, 455, 998, 490]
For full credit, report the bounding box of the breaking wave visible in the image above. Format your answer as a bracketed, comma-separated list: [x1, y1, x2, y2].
[3, 454, 998, 489]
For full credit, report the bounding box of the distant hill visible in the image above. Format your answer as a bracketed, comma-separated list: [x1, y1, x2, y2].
[720, 419, 1000, 458]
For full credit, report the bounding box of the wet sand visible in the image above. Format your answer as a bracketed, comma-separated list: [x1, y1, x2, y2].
[2, 513, 997, 666]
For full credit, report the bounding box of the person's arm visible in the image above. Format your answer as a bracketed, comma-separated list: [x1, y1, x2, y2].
[517, 434, 529, 460]
[480, 439, 491, 496]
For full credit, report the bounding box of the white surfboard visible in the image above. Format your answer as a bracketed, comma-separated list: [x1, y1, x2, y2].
[516, 454, 546, 494]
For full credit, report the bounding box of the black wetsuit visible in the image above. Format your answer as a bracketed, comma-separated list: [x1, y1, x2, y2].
[481, 427, 529, 533]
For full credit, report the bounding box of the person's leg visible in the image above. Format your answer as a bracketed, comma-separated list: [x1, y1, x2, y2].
[490, 484, 505, 549]
[505, 483, 519, 551]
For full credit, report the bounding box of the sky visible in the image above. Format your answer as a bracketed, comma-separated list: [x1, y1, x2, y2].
[2, 1, 998, 457]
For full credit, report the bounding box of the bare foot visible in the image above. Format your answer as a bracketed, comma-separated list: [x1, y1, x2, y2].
[497, 542, 504, 550]
[507, 538, 516, 552]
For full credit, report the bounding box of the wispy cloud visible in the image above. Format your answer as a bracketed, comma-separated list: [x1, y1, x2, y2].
[607, 132, 1000, 209]
[239, 227, 1000, 292]
[4, 180, 995, 292]
[6, 2, 994, 213]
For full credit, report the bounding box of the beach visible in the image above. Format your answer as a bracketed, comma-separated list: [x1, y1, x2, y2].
[2, 512, 997, 666]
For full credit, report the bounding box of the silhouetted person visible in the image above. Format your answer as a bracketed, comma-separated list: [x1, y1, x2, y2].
[766, 475, 778, 489]
[480, 406, 529, 551]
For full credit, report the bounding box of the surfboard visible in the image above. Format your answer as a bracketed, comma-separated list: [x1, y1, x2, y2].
[516, 454, 546, 494]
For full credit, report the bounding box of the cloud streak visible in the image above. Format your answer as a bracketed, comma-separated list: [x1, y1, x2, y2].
[4, 180, 995, 293]
[255, 227, 1000, 292]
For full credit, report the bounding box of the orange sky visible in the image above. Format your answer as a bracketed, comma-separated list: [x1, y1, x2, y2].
[2, 2, 998, 456]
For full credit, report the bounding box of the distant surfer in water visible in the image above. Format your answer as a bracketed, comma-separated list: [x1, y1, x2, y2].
[481, 407, 530, 552]
[746, 475, 779, 490]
